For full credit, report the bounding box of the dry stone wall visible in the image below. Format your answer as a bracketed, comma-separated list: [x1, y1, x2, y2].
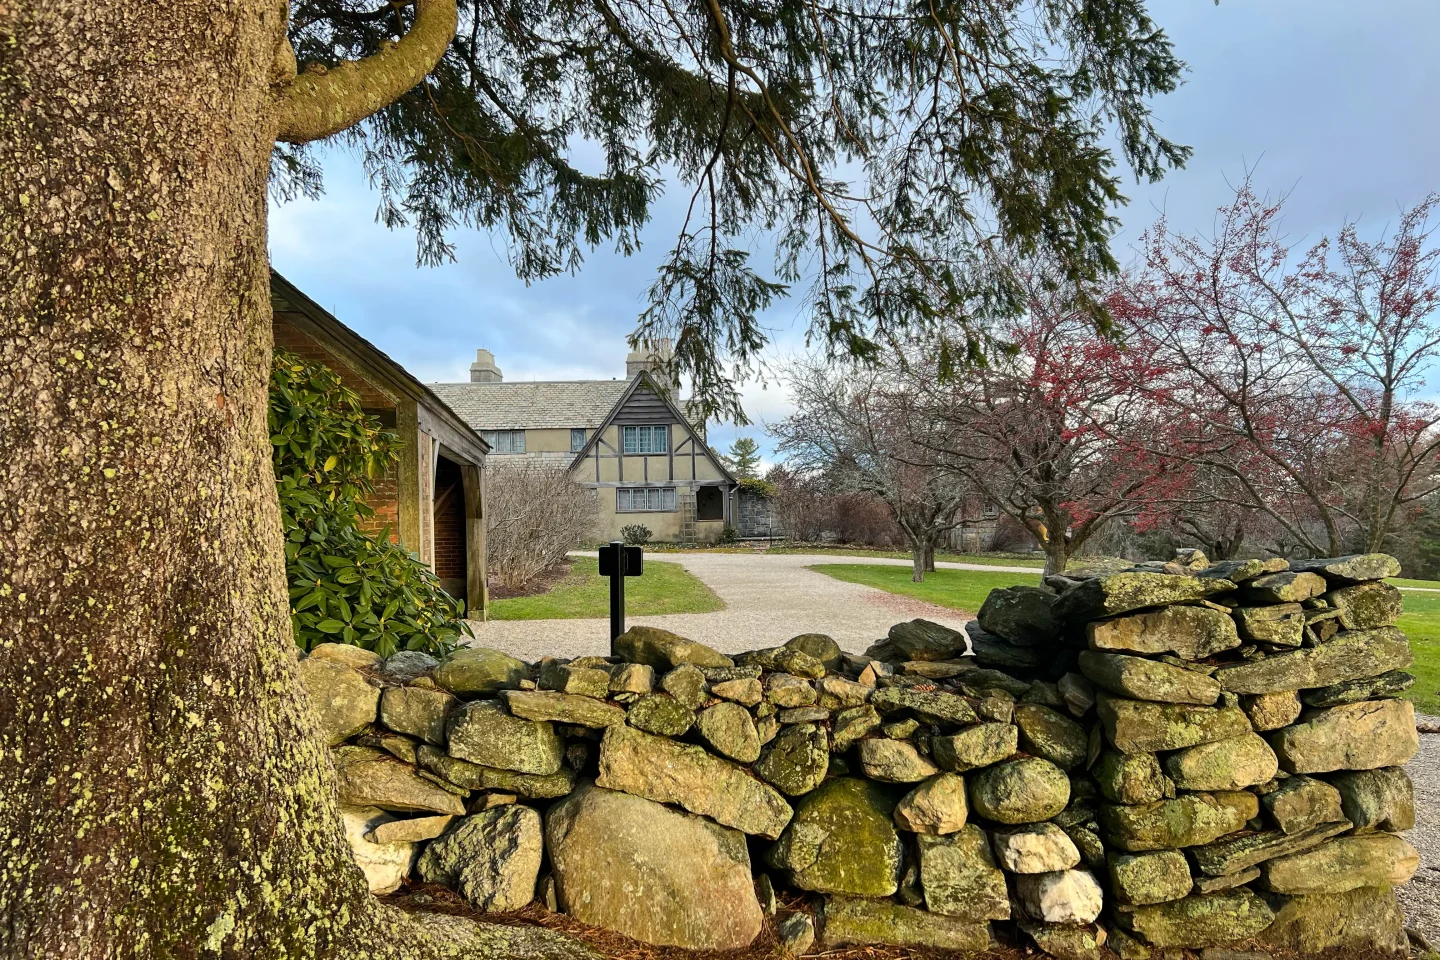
[299, 552, 1421, 958]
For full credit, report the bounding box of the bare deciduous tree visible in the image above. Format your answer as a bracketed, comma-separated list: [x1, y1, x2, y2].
[485, 461, 598, 591]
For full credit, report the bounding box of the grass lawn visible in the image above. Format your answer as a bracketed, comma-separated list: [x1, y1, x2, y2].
[490, 557, 725, 621]
[1390, 576, 1440, 589]
[1399, 591, 1440, 714]
[643, 543, 1053, 568]
[809, 563, 1042, 615]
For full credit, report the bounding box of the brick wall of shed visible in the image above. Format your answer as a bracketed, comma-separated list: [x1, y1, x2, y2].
[433, 457, 466, 582]
[273, 316, 400, 543]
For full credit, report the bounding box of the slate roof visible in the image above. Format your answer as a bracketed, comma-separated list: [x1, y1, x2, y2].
[429, 380, 632, 431]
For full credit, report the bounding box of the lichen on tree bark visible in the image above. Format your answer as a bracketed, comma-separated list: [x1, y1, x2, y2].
[0, 0, 581, 956]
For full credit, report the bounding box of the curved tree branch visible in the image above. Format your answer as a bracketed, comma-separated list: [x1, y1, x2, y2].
[273, 0, 457, 144]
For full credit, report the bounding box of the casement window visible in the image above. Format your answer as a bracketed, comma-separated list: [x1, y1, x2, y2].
[616, 486, 677, 512]
[482, 430, 526, 454]
[570, 428, 587, 453]
[622, 424, 669, 454]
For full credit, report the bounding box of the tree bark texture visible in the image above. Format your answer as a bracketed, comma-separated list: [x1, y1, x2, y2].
[0, 2, 584, 958]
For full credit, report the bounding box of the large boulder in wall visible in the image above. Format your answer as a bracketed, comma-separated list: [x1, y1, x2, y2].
[545, 782, 763, 950]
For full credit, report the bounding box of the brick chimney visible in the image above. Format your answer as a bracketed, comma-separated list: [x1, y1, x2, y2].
[470, 349, 502, 383]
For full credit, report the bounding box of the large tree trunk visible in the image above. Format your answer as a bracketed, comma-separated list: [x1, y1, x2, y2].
[0, 3, 582, 957]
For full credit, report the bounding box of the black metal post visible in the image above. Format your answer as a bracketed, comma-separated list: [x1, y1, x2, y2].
[608, 539, 626, 641]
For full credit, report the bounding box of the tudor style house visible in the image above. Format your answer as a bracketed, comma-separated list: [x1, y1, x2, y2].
[432, 348, 738, 544]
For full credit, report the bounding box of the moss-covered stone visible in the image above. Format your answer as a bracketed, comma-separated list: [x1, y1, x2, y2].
[333, 746, 467, 815]
[378, 685, 455, 745]
[967, 757, 1069, 824]
[821, 896, 991, 950]
[857, 737, 937, 783]
[1288, 553, 1402, 583]
[885, 619, 967, 661]
[1092, 750, 1170, 805]
[659, 664, 709, 709]
[1098, 792, 1255, 852]
[446, 699, 564, 775]
[1017, 921, 1106, 960]
[754, 723, 829, 795]
[432, 647, 527, 695]
[1233, 603, 1306, 647]
[538, 661, 612, 698]
[1086, 604, 1240, 660]
[1213, 627, 1413, 694]
[1300, 669, 1414, 708]
[298, 658, 379, 745]
[765, 673, 817, 708]
[1078, 651, 1220, 705]
[1096, 691, 1252, 754]
[767, 777, 902, 896]
[1329, 766, 1415, 831]
[1258, 884, 1409, 954]
[816, 676, 871, 709]
[1058, 573, 1234, 623]
[830, 704, 882, 752]
[1013, 703, 1088, 770]
[893, 772, 967, 834]
[977, 586, 1059, 646]
[1188, 819, 1351, 876]
[613, 625, 734, 670]
[1260, 775, 1344, 834]
[1269, 698, 1417, 773]
[869, 686, 977, 725]
[625, 694, 695, 736]
[1164, 733, 1277, 792]
[784, 633, 843, 671]
[1326, 580, 1402, 629]
[930, 722, 1017, 773]
[916, 824, 1010, 920]
[1260, 833, 1419, 895]
[500, 689, 625, 728]
[1241, 571, 1326, 603]
[992, 822, 1080, 874]
[1108, 849, 1191, 905]
[417, 745, 577, 798]
[1241, 690, 1301, 731]
[1114, 890, 1274, 948]
[695, 701, 762, 762]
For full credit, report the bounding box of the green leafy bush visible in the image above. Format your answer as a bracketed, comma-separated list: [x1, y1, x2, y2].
[621, 524, 653, 545]
[271, 349, 471, 657]
[718, 524, 740, 545]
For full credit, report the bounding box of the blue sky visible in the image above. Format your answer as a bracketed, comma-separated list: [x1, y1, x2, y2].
[269, 0, 1440, 466]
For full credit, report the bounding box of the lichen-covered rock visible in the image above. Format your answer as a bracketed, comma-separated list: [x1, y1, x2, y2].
[816, 676, 871, 709]
[1164, 733, 1278, 792]
[695, 702, 762, 762]
[500, 689, 626, 728]
[931, 723, 1017, 773]
[1260, 833, 1419, 895]
[767, 777, 902, 896]
[1078, 651, 1220, 705]
[378, 649, 439, 683]
[857, 737, 937, 783]
[546, 782, 763, 950]
[754, 723, 829, 795]
[1114, 890, 1275, 948]
[1258, 884, 1409, 955]
[1214, 627, 1413, 695]
[967, 757, 1069, 824]
[447, 699, 564, 775]
[916, 824, 1010, 920]
[1092, 750, 1171, 805]
[977, 586, 1059, 646]
[418, 745, 577, 798]
[775, 912, 815, 956]
[433, 647, 527, 695]
[821, 896, 991, 950]
[539, 661, 611, 699]
[969, 633, 1051, 671]
[710, 676, 763, 706]
[1326, 580, 1402, 630]
[660, 664, 709, 709]
[830, 704, 882, 752]
[379, 685, 455, 745]
[310, 642, 383, 669]
[1014, 869, 1103, 924]
[1096, 692, 1252, 754]
[1329, 766, 1415, 831]
[993, 822, 1080, 874]
[893, 772, 968, 834]
[417, 805, 543, 911]
[1086, 604, 1241, 661]
[1108, 849, 1191, 905]
[1241, 690, 1301, 731]
[1099, 792, 1255, 852]
[607, 662, 654, 696]
[1300, 669, 1414, 708]
[1058, 573, 1233, 623]
[784, 632, 843, 671]
[1058, 672, 1096, 716]
[1233, 603, 1306, 647]
[341, 805, 417, 893]
[1260, 775, 1344, 834]
[612, 625, 734, 669]
[1017, 921, 1107, 960]
[1013, 703, 1089, 770]
[368, 813, 456, 844]
[625, 694, 695, 736]
[886, 619, 967, 661]
[597, 724, 792, 838]
[334, 746, 467, 815]
[1288, 553, 1402, 583]
[1242, 570, 1327, 603]
[869, 687, 977, 725]
[298, 658, 380, 745]
[765, 673, 817, 708]
[1269, 698, 1417, 773]
[1188, 819, 1351, 877]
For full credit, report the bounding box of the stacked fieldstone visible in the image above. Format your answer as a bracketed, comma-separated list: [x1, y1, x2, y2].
[297, 552, 1421, 959]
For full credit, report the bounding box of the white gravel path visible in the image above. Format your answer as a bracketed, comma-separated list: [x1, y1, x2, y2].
[1401, 729, 1440, 944]
[464, 552, 1030, 661]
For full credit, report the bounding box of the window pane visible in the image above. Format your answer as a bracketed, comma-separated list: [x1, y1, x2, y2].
[571, 428, 586, 452]
[663, 488, 676, 510]
[617, 489, 630, 511]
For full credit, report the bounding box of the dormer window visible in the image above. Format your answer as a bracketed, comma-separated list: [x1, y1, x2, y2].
[622, 424, 669, 454]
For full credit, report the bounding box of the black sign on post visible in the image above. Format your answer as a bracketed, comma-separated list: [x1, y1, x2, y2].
[598, 540, 644, 643]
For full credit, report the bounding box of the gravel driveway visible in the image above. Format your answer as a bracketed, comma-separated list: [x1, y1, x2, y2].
[1401, 729, 1440, 944]
[465, 552, 1033, 661]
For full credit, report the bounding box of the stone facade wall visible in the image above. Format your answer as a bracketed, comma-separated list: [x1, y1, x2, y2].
[298, 552, 1420, 958]
[736, 486, 783, 539]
